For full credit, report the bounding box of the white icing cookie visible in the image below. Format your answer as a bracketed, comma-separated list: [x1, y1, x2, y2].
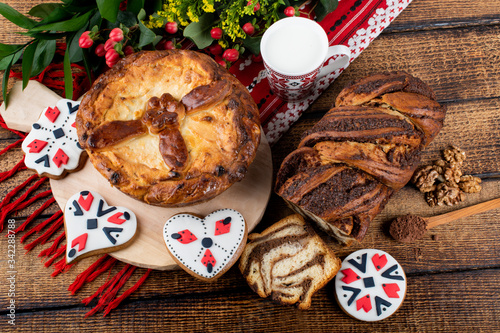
[335, 249, 407, 322]
[64, 190, 137, 264]
[21, 99, 85, 178]
[163, 209, 247, 281]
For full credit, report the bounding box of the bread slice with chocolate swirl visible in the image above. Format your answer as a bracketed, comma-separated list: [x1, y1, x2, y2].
[275, 72, 446, 244]
[239, 214, 341, 309]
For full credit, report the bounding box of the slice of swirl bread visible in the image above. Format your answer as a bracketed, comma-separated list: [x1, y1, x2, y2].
[239, 214, 341, 309]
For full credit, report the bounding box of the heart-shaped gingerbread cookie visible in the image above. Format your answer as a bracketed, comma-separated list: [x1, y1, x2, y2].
[64, 190, 138, 264]
[163, 209, 247, 281]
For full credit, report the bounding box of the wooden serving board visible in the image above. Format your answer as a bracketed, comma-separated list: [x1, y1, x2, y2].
[1, 81, 273, 270]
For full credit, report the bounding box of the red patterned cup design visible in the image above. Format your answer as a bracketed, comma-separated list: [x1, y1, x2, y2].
[261, 17, 350, 101]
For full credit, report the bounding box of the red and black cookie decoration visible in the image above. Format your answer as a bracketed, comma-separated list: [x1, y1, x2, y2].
[21, 99, 86, 179]
[64, 190, 138, 263]
[335, 249, 407, 321]
[163, 209, 247, 281]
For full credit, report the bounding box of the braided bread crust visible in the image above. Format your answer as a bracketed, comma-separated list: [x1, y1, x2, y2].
[77, 50, 261, 207]
[275, 72, 446, 243]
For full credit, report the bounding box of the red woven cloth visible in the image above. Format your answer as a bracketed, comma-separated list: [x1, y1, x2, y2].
[230, 0, 412, 143]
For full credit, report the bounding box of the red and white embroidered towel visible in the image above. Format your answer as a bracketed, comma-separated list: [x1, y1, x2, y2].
[229, 0, 412, 144]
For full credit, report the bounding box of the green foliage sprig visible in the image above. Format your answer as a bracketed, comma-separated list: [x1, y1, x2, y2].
[0, 0, 338, 107]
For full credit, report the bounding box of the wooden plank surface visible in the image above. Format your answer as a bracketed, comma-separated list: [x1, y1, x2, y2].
[0, 0, 499, 331]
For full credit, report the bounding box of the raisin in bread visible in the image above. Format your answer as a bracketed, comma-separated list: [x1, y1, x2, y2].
[239, 214, 341, 309]
[275, 72, 446, 244]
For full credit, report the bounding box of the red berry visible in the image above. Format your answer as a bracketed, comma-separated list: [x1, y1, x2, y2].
[109, 28, 124, 42]
[284, 6, 295, 17]
[95, 44, 106, 57]
[165, 21, 178, 34]
[165, 41, 175, 50]
[78, 31, 93, 48]
[210, 27, 223, 39]
[247, 1, 260, 12]
[208, 43, 223, 55]
[104, 39, 116, 51]
[214, 56, 226, 67]
[222, 48, 239, 62]
[123, 45, 134, 56]
[105, 49, 120, 67]
[242, 23, 255, 35]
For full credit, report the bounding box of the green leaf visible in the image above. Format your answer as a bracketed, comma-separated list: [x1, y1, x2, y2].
[0, 43, 24, 57]
[137, 8, 146, 21]
[315, 0, 339, 22]
[0, 3, 36, 30]
[0, 48, 22, 70]
[96, 0, 121, 23]
[63, 39, 73, 100]
[127, 0, 144, 16]
[28, 3, 62, 19]
[116, 10, 138, 28]
[138, 21, 156, 48]
[243, 36, 262, 55]
[183, 13, 215, 50]
[21, 41, 38, 89]
[37, 7, 73, 25]
[2, 54, 14, 108]
[31, 39, 56, 77]
[30, 10, 94, 32]
[19, 31, 68, 40]
[68, 27, 86, 63]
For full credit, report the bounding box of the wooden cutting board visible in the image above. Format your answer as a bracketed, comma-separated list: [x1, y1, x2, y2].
[1, 81, 273, 270]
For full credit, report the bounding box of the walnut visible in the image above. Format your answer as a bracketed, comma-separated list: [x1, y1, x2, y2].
[425, 182, 464, 207]
[459, 175, 482, 193]
[412, 165, 440, 192]
[443, 163, 462, 183]
[443, 146, 466, 166]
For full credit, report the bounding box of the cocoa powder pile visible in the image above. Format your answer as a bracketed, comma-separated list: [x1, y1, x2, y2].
[389, 214, 428, 242]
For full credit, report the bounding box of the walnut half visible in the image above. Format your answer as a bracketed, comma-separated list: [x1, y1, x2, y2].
[425, 182, 464, 207]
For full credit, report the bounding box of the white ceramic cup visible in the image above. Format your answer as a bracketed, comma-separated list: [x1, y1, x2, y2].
[261, 17, 350, 101]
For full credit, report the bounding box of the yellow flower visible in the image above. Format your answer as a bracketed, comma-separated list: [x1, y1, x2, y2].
[202, 0, 215, 12]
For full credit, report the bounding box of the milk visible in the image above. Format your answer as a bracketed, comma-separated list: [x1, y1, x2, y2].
[261, 21, 327, 75]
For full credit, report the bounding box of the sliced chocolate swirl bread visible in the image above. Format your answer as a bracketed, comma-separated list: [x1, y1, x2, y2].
[275, 72, 446, 244]
[239, 214, 341, 309]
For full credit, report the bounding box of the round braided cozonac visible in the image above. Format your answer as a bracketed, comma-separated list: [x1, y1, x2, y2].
[275, 72, 446, 244]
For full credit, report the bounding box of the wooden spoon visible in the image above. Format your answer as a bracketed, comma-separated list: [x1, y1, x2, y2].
[389, 197, 500, 242]
[425, 197, 500, 229]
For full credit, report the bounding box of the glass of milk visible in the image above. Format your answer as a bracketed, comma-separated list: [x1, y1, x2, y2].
[261, 17, 350, 101]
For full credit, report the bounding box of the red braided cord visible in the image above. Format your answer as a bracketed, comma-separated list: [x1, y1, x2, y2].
[23, 213, 63, 252]
[0, 138, 24, 156]
[39, 230, 65, 258]
[82, 263, 130, 307]
[68, 255, 118, 295]
[103, 268, 152, 317]
[51, 256, 75, 277]
[44, 245, 66, 268]
[16, 196, 56, 241]
[20, 208, 62, 243]
[0, 173, 38, 211]
[85, 264, 136, 317]
[0, 158, 27, 183]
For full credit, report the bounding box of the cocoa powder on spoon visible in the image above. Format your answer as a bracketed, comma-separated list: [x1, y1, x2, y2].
[389, 214, 428, 242]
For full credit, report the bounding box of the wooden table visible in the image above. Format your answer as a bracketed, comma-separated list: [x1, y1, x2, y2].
[1, 0, 499, 331]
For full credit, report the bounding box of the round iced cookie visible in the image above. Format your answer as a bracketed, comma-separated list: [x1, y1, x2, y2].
[335, 249, 407, 321]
